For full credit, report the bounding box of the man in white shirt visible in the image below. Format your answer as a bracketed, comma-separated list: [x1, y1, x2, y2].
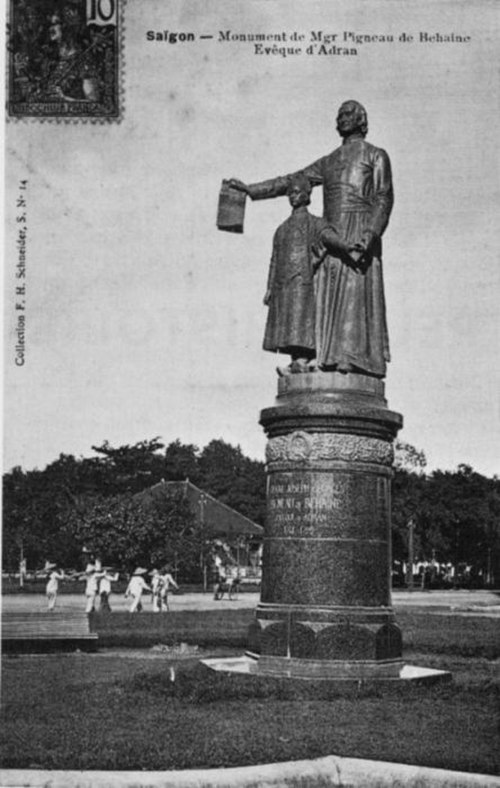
[84, 565, 104, 613]
[125, 568, 151, 612]
[99, 568, 119, 613]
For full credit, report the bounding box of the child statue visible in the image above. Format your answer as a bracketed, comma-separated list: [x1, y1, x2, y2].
[263, 173, 346, 375]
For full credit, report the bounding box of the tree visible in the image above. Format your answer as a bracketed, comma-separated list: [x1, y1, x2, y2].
[91, 437, 167, 494]
[164, 440, 200, 483]
[198, 439, 266, 524]
[66, 489, 200, 580]
[392, 451, 500, 582]
[423, 466, 500, 571]
[2, 464, 82, 570]
[394, 441, 427, 472]
[391, 442, 428, 564]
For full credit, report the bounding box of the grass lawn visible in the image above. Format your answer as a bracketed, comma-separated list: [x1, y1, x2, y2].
[87, 608, 500, 657]
[1, 614, 499, 774]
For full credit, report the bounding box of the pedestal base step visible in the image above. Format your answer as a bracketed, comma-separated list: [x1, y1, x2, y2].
[201, 655, 451, 684]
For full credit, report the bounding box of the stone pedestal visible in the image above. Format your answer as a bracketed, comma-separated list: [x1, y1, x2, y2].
[248, 371, 404, 679]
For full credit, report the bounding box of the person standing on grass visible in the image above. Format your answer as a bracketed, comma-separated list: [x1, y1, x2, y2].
[45, 564, 65, 611]
[125, 568, 151, 612]
[228, 567, 241, 600]
[213, 563, 227, 600]
[151, 569, 163, 612]
[160, 565, 179, 611]
[98, 568, 119, 613]
[84, 564, 104, 614]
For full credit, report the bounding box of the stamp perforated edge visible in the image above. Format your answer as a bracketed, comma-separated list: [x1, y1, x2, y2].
[5, 0, 126, 124]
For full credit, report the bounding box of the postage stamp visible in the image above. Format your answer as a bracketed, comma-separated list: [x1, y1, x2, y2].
[7, 0, 122, 121]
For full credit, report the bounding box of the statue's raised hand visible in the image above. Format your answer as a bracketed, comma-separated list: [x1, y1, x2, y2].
[225, 178, 250, 194]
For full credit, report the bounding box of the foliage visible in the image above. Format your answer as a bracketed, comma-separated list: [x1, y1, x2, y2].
[164, 440, 200, 483]
[66, 490, 199, 577]
[91, 437, 167, 494]
[3, 436, 499, 580]
[421, 465, 500, 566]
[391, 447, 500, 573]
[198, 439, 266, 525]
[2, 464, 80, 570]
[394, 440, 427, 472]
[2, 437, 265, 575]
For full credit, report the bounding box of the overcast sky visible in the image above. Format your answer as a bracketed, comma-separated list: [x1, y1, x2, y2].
[4, 0, 499, 477]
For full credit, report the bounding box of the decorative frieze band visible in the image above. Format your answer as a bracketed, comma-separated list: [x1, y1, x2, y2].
[265, 431, 394, 466]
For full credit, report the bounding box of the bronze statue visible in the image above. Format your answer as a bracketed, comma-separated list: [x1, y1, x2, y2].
[228, 100, 394, 379]
[262, 174, 324, 374]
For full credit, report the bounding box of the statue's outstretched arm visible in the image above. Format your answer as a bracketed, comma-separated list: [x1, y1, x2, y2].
[227, 159, 324, 201]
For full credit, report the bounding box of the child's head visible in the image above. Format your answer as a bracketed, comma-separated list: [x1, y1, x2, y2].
[287, 173, 312, 207]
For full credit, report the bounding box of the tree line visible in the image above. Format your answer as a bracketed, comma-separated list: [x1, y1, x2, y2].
[2, 437, 499, 584]
[2, 438, 266, 580]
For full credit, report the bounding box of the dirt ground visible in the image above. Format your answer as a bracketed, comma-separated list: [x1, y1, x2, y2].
[3, 588, 500, 615]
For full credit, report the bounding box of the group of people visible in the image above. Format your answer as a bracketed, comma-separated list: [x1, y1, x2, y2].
[83, 562, 119, 613]
[392, 559, 488, 590]
[43, 559, 179, 613]
[124, 566, 179, 613]
[212, 563, 241, 601]
[43, 560, 120, 613]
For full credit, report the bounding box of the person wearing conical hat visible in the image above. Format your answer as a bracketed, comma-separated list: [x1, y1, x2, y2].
[125, 568, 151, 613]
[45, 564, 65, 611]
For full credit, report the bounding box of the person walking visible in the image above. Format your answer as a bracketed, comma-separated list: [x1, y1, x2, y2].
[213, 564, 227, 601]
[125, 568, 151, 612]
[45, 564, 65, 611]
[151, 569, 163, 612]
[84, 565, 104, 614]
[160, 565, 179, 611]
[98, 568, 119, 613]
[228, 567, 241, 600]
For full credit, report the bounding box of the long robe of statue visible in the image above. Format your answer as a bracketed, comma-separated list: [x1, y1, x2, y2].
[247, 132, 394, 379]
[263, 202, 324, 356]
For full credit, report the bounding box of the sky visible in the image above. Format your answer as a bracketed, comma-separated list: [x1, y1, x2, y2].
[3, 0, 500, 477]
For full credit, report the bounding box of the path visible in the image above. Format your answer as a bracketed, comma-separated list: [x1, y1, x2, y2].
[3, 589, 500, 615]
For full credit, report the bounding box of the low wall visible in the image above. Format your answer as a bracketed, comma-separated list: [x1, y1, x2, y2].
[89, 609, 254, 648]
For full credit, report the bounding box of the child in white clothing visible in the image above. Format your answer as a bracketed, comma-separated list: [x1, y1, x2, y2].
[45, 565, 65, 611]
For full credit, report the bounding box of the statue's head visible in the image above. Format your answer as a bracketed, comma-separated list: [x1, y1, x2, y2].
[287, 173, 312, 207]
[336, 100, 368, 138]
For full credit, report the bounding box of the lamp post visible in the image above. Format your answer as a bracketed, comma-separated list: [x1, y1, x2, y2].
[199, 494, 207, 592]
[453, 517, 460, 589]
[19, 538, 25, 589]
[407, 517, 415, 592]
